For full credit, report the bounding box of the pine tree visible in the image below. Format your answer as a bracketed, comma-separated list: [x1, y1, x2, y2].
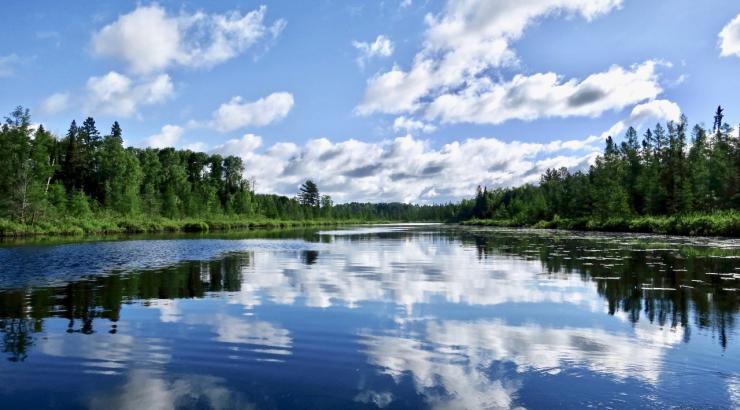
[298, 180, 320, 207]
[621, 127, 643, 213]
[689, 125, 712, 211]
[590, 136, 630, 219]
[110, 121, 123, 145]
[78, 117, 102, 200]
[643, 124, 668, 214]
[62, 120, 80, 191]
[100, 125, 141, 214]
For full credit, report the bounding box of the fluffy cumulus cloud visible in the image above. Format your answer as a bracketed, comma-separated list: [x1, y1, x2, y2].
[84, 71, 174, 117]
[354, 0, 670, 125]
[425, 60, 663, 124]
[393, 116, 437, 134]
[352, 35, 394, 67]
[208, 132, 603, 203]
[143, 124, 184, 148]
[212, 133, 263, 157]
[92, 4, 286, 74]
[629, 99, 681, 125]
[719, 14, 740, 58]
[211, 92, 294, 132]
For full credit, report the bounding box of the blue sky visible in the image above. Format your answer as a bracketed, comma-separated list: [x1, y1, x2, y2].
[1, 0, 740, 203]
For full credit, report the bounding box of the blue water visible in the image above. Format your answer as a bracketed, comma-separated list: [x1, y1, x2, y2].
[0, 225, 737, 409]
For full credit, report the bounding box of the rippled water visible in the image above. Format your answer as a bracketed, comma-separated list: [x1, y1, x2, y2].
[0, 225, 738, 409]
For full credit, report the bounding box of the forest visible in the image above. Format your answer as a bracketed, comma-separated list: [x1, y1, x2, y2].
[461, 107, 740, 236]
[2, 105, 739, 237]
[0, 107, 457, 236]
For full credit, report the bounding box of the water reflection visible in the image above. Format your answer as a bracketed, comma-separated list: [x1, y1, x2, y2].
[89, 370, 252, 410]
[463, 229, 738, 348]
[0, 226, 737, 408]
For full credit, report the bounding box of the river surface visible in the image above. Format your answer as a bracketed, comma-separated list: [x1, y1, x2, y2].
[0, 225, 738, 409]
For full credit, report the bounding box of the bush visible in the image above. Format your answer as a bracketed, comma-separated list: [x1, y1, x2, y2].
[182, 221, 209, 232]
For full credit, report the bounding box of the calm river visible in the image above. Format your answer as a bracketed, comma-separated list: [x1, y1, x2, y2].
[0, 225, 737, 409]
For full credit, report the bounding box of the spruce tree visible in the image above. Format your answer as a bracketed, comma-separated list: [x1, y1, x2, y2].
[62, 120, 80, 191]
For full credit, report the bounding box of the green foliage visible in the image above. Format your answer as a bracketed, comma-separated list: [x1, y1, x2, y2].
[298, 179, 320, 207]
[464, 212, 740, 237]
[5, 105, 739, 238]
[0, 107, 459, 237]
[68, 190, 92, 218]
[461, 106, 740, 236]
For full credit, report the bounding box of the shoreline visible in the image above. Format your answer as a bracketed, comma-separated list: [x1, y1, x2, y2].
[461, 213, 740, 237]
[0, 216, 399, 239]
[6, 213, 739, 239]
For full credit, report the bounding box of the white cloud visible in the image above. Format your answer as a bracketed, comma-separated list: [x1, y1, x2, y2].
[356, 0, 650, 124]
[629, 99, 681, 125]
[0, 54, 21, 77]
[92, 5, 179, 75]
[92, 4, 285, 74]
[425, 60, 663, 124]
[353, 35, 394, 67]
[204, 132, 601, 203]
[356, 62, 437, 115]
[211, 92, 294, 132]
[40, 92, 71, 115]
[143, 124, 184, 148]
[85, 71, 174, 117]
[719, 14, 740, 58]
[183, 142, 208, 152]
[393, 116, 436, 134]
[213, 134, 263, 157]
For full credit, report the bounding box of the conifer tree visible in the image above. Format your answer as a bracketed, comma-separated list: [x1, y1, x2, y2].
[298, 180, 320, 207]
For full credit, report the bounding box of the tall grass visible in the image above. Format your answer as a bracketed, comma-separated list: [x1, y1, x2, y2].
[0, 215, 389, 238]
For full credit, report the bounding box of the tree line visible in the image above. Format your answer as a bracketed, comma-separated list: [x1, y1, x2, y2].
[0, 107, 456, 226]
[4, 105, 733, 231]
[459, 106, 740, 225]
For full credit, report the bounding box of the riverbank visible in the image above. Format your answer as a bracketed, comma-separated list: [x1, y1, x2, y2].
[0, 216, 390, 238]
[462, 212, 740, 237]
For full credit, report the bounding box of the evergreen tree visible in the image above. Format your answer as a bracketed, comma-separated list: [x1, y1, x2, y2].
[298, 180, 320, 207]
[61, 120, 81, 192]
[78, 117, 102, 200]
[590, 136, 630, 219]
[100, 126, 142, 214]
[688, 125, 712, 211]
[620, 126, 643, 213]
[110, 121, 122, 143]
[642, 124, 668, 214]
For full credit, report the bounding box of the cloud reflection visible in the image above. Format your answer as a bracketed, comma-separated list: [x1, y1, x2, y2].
[89, 369, 252, 410]
[360, 318, 685, 409]
[230, 236, 605, 312]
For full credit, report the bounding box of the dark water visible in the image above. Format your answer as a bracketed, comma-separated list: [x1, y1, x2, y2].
[0, 225, 738, 409]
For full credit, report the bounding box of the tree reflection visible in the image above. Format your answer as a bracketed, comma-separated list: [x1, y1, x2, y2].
[463, 230, 739, 348]
[0, 253, 250, 361]
[302, 250, 319, 265]
[0, 319, 35, 362]
[0, 229, 738, 364]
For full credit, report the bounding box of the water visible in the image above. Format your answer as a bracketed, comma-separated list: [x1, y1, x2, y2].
[0, 225, 738, 409]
